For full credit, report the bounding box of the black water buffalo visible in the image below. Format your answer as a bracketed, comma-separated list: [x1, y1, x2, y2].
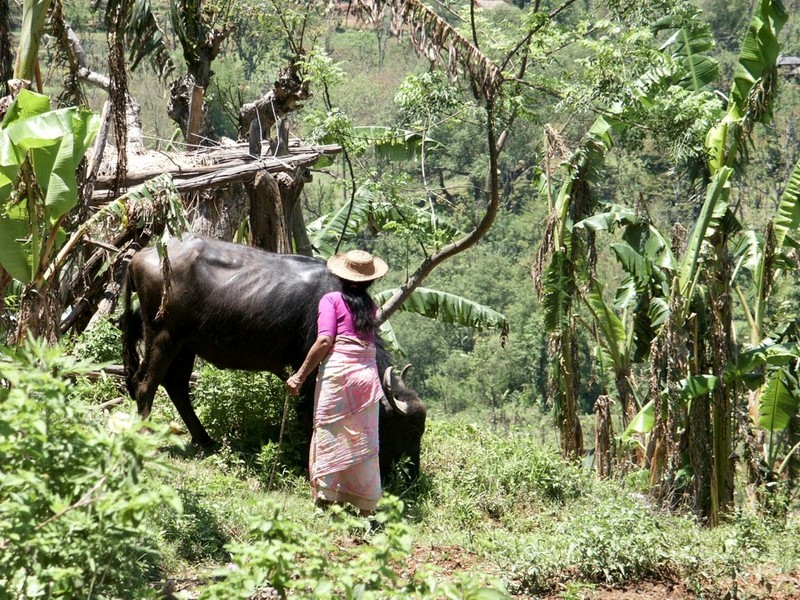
[122, 235, 427, 480]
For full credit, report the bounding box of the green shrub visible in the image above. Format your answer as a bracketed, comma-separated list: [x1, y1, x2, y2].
[511, 496, 674, 593]
[68, 373, 126, 406]
[71, 318, 123, 363]
[0, 338, 181, 599]
[563, 500, 671, 583]
[201, 496, 510, 599]
[193, 366, 306, 467]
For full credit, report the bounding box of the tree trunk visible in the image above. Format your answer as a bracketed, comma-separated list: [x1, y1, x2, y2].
[292, 201, 314, 257]
[249, 172, 290, 253]
[168, 75, 215, 145]
[248, 169, 310, 254]
[0, 0, 13, 97]
[187, 185, 249, 241]
[594, 394, 614, 478]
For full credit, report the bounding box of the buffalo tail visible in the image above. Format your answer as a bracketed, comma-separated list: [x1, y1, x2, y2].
[122, 269, 142, 398]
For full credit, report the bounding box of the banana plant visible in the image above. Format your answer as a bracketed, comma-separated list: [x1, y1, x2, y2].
[730, 155, 800, 471]
[0, 90, 100, 286]
[575, 204, 674, 421]
[534, 6, 722, 460]
[638, 0, 788, 523]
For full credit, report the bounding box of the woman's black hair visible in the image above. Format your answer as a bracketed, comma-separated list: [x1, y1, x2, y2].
[339, 278, 377, 336]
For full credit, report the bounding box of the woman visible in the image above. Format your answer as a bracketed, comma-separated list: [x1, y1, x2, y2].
[285, 249, 388, 516]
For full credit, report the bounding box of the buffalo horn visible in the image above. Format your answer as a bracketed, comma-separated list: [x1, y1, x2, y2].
[382, 366, 394, 392]
[381, 366, 410, 415]
[400, 363, 412, 384]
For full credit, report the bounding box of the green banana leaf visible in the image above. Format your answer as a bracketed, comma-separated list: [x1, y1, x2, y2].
[621, 400, 654, 441]
[759, 367, 799, 432]
[732, 229, 763, 281]
[729, 0, 787, 120]
[541, 250, 573, 332]
[622, 374, 718, 441]
[0, 203, 34, 282]
[373, 287, 508, 335]
[774, 155, 800, 250]
[653, 13, 719, 91]
[586, 279, 626, 368]
[678, 166, 732, 303]
[730, 341, 800, 379]
[306, 188, 377, 258]
[677, 374, 718, 400]
[377, 320, 403, 355]
[707, 0, 787, 171]
[573, 203, 636, 232]
[0, 90, 99, 283]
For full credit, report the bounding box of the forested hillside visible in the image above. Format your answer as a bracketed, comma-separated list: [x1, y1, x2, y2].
[2, 0, 800, 597]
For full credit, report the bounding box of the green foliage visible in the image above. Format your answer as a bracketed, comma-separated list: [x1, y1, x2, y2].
[0, 338, 181, 598]
[0, 89, 99, 284]
[226, 0, 289, 78]
[421, 421, 586, 528]
[394, 71, 466, 130]
[71, 318, 123, 363]
[193, 365, 305, 465]
[774, 155, 800, 250]
[563, 501, 671, 583]
[69, 374, 125, 407]
[301, 47, 347, 91]
[201, 496, 509, 599]
[93, 0, 175, 78]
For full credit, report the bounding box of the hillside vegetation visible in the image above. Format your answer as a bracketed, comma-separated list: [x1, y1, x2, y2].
[2, 0, 800, 597]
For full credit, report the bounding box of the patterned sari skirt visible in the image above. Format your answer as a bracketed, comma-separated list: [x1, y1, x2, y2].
[309, 338, 382, 511]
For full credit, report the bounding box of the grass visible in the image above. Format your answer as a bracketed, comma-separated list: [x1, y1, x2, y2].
[130, 409, 800, 598]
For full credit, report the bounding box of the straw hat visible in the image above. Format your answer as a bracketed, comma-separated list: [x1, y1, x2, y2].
[327, 249, 388, 282]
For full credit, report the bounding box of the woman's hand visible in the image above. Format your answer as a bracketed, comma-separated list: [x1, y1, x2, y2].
[285, 373, 305, 396]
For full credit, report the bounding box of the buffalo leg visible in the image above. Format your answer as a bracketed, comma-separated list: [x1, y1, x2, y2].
[132, 329, 180, 421]
[162, 348, 214, 446]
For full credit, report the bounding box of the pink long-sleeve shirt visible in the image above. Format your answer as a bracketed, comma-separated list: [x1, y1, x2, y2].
[317, 291, 375, 344]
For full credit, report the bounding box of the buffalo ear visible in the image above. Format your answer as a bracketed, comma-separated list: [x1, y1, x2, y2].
[393, 398, 410, 415]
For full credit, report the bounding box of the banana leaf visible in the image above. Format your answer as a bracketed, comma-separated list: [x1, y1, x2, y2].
[732, 341, 800, 375]
[574, 203, 637, 232]
[0, 90, 99, 283]
[378, 320, 403, 355]
[677, 374, 718, 400]
[729, 0, 787, 121]
[759, 368, 799, 433]
[678, 166, 732, 303]
[774, 155, 800, 250]
[621, 400, 654, 441]
[306, 188, 377, 258]
[0, 204, 33, 282]
[653, 13, 719, 91]
[541, 250, 573, 332]
[373, 287, 508, 335]
[586, 279, 626, 368]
